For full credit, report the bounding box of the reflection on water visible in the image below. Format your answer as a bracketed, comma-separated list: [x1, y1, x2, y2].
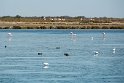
[0, 29, 124, 83]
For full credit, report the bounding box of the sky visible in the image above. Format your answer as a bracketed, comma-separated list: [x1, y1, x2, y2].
[0, 0, 124, 18]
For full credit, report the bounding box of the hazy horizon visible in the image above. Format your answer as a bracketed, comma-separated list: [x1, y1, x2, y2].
[0, 0, 124, 18]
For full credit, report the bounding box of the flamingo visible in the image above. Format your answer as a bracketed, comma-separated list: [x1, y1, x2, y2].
[43, 62, 49, 66]
[93, 51, 99, 56]
[102, 32, 105, 38]
[43, 62, 49, 69]
[8, 33, 13, 37]
[113, 48, 116, 53]
[70, 32, 76, 36]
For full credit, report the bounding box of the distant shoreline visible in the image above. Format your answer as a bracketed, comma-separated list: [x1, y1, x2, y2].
[0, 22, 124, 29]
[0, 16, 124, 29]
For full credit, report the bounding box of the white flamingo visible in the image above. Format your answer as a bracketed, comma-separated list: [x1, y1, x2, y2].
[43, 62, 49, 69]
[102, 32, 105, 38]
[94, 51, 99, 54]
[113, 48, 116, 53]
[113, 48, 116, 51]
[70, 32, 76, 36]
[43, 62, 49, 66]
[94, 51, 99, 56]
[8, 33, 13, 37]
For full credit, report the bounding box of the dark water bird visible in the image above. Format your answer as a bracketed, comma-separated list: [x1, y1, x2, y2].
[56, 47, 60, 49]
[64, 53, 69, 56]
[5, 45, 7, 48]
[38, 52, 42, 55]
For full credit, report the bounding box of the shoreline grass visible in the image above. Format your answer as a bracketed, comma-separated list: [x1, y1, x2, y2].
[0, 22, 124, 29]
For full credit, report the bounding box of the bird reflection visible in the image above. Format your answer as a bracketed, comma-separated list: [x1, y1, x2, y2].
[8, 37, 12, 41]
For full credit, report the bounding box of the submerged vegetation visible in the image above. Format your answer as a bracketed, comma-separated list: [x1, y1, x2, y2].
[0, 15, 124, 29]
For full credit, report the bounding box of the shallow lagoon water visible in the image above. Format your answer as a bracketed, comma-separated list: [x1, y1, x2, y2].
[0, 29, 124, 83]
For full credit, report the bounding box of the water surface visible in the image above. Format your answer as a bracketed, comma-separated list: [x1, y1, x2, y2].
[0, 29, 124, 83]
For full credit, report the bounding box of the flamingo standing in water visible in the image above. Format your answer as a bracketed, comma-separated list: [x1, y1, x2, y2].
[8, 33, 13, 37]
[102, 32, 106, 38]
[70, 32, 77, 41]
[70, 32, 76, 36]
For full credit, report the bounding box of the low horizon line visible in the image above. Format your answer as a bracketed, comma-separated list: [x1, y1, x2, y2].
[0, 15, 124, 18]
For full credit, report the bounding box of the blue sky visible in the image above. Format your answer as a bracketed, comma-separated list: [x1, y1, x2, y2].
[0, 0, 124, 18]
